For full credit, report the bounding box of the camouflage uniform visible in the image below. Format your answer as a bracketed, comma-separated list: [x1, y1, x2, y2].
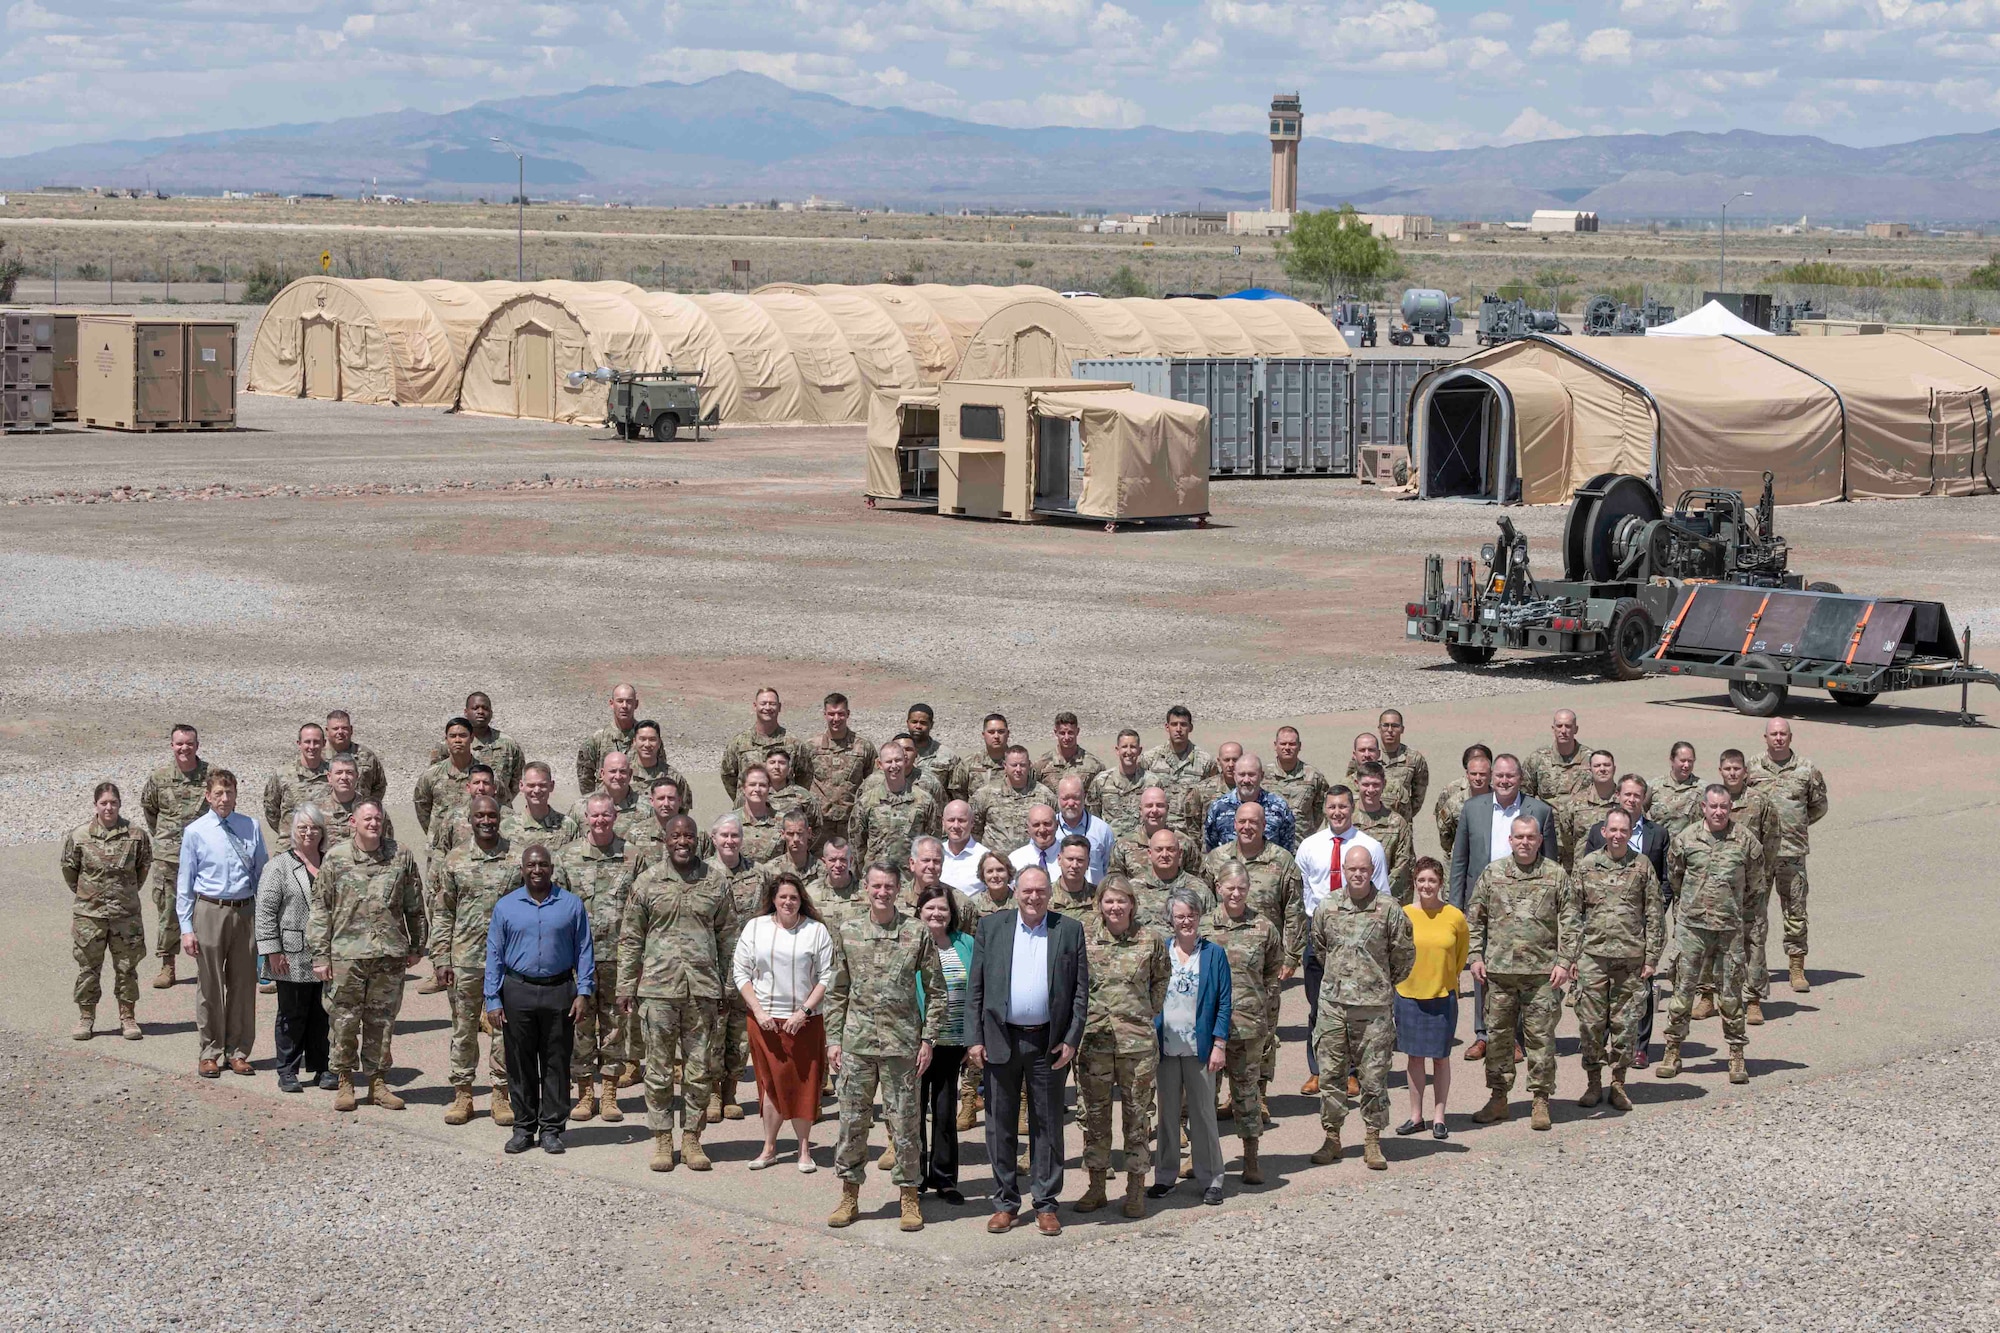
[1646, 775, 1705, 842]
[1077, 916, 1169, 1175]
[1205, 839, 1304, 1082]
[851, 782, 940, 873]
[732, 808, 787, 868]
[763, 783, 823, 845]
[1665, 821, 1763, 1050]
[1204, 905, 1283, 1139]
[804, 730, 875, 845]
[758, 851, 821, 893]
[574, 722, 638, 799]
[1086, 766, 1151, 839]
[500, 805, 577, 854]
[708, 854, 769, 1107]
[1433, 777, 1473, 856]
[1179, 775, 1229, 843]
[719, 725, 811, 802]
[262, 762, 334, 852]
[555, 836, 634, 1082]
[1310, 887, 1416, 1134]
[1352, 805, 1415, 904]
[62, 817, 151, 1008]
[139, 760, 208, 961]
[1573, 848, 1665, 1072]
[1345, 751, 1428, 824]
[947, 750, 1006, 805]
[1466, 856, 1581, 1097]
[860, 768, 945, 809]
[1035, 746, 1106, 794]
[327, 744, 387, 807]
[1142, 743, 1217, 840]
[1724, 784, 1782, 1002]
[1745, 751, 1828, 963]
[618, 855, 730, 1132]
[969, 778, 1057, 854]
[824, 911, 946, 1187]
[808, 873, 870, 938]
[1523, 744, 1590, 805]
[427, 729, 525, 804]
[429, 837, 519, 1089]
[411, 760, 473, 836]
[960, 887, 1014, 929]
[324, 794, 394, 849]
[569, 788, 649, 845]
[1268, 760, 1331, 839]
[1107, 827, 1207, 887]
[1556, 791, 1620, 873]
[310, 837, 427, 1078]
[1130, 869, 1216, 935]
[909, 736, 958, 796]
[1049, 877, 1096, 919]
[631, 758, 694, 815]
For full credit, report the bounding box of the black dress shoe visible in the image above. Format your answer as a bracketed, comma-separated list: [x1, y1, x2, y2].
[937, 1188, 965, 1206]
[277, 1073, 304, 1094]
[504, 1129, 537, 1155]
[541, 1130, 566, 1155]
[1144, 1182, 1176, 1199]
[1201, 1185, 1225, 1206]
[316, 1071, 339, 1091]
[1395, 1117, 1424, 1136]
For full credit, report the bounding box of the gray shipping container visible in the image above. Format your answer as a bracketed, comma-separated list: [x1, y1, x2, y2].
[1071, 357, 1261, 476]
[1352, 357, 1447, 456]
[1260, 358, 1348, 475]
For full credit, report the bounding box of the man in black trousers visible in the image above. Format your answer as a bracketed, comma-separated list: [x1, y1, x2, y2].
[966, 866, 1089, 1237]
[484, 844, 594, 1154]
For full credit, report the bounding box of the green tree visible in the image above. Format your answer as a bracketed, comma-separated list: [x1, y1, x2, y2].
[1276, 206, 1399, 303]
[1966, 253, 2000, 289]
[1102, 264, 1148, 297]
[0, 240, 25, 303]
[1532, 266, 1581, 310]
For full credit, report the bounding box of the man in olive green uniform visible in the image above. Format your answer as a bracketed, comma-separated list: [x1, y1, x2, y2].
[1131, 828, 1216, 932]
[760, 812, 820, 890]
[572, 753, 648, 844]
[1310, 843, 1416, 1169]
[1107, 787, 1206, 886]
[1087, 730, 1151, 838]
[325, 710, 387, 807]
[139, 724, 208, 987]
[412, 718, 477, 837]
[1572, 808, 1663, 1110]
[1204, 866, 1282, 1181]
[824, 864, 946, 1232]
[805, 692, 874, 846]
[501, 762, 576, 852]
[1718, 749, 1782, 1022]
[426, 692, 525, 803]
[618, 815, 729, 1172]
[574, 683, 640, 797]
[1556, 750, 1622, 873]
[1204, 802, 1305, 1096]
[425, 765, 500, 878]
[1269, 726, 1331, 839]
[1433, 745, 1492, 856]
[1375, 710, 1430, 823]
[1523, 708, 1590, 804]
[905, 703, 958, 794]
[1074, 876, 1169, 1218]
[808, 840, 869, 937]
[1142, 705, 1219, 839]
[310, 803, 427, 1113]
[324, 758, 393, 849]
[63, 782, 152, 1040]
[705, 814, 768, 1124]
[1661, 786, 1764, 1085]
[1467, 816, 1581, 1131]
[557, 794, 634, 1120]
[720, 687, 811, 802]
[1035, 711, 1105, 792]
[969, 746, 1056, 853]
[1352, 763, 1415, 903]
[1746, 718, 1829, 995]
[852, 742, 940, 872]
[628, 720, 693, 815]
[430, 797, 519, 1127]
[263, 723, 334, 853]
[947, 713, 1011, 804]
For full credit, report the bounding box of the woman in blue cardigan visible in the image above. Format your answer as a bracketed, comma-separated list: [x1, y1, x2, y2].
[913, 883, 977, 1205]
[1151, 886, 1233, 1206]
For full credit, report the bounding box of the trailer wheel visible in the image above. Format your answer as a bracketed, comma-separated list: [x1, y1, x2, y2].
[1728, 653, 1789, 717]
[1807, 580, 1842, 594]
[1829, 689, 1878, 708]
[1436, 333, 1450, 348]
[1602, 597, 1656, 681]
[649, 413, 680, 441]
[1445, 643, 1496, 666]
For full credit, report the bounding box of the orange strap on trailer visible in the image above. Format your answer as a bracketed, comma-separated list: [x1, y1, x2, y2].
[1656, 586, 1700, 655]
[1738, 593, 1773, 655]
[1843, 602, 1876, 666]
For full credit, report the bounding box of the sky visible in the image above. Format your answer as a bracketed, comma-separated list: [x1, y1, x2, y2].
[4, 0, 1999, 157]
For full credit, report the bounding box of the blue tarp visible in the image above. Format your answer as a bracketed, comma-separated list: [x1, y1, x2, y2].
[1222, 288, 1298, 301]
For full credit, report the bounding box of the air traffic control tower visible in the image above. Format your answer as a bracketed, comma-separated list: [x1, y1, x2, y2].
[1269, 93, 1301, 212]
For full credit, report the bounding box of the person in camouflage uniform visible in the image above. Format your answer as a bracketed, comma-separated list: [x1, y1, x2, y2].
[574, 683, 640, 797]
[324, 710, 387, 808]
[63, 782, 152, 1041]
[904, 703, 958, 795]
[1048, 832, 1097, 918]
[1661, 786, 1764, 1085]
[1375, 710, 1431, 822]
[859, 737, 945, 809]
[1466, 816, 1581, 1132]
[412, 718, 477, 837]
[1571, 808, 1664, 1110]
[720, 687, 812, 802]
[1132, 828, 1217, 932]
[1646, 742, 1704, 844]
[424, 764, 500, 879]
[1433, 745, 1492, 856]
[760, 750, 821, 844]
[1035, 711, 1106, 792]
[704, 814, 768, 1125]
[425, 692, 525, 804]
[139, 724, 208, 985]
[1353, 763, 1415, 903]
[429, 797, 519, 1127]
[1309, 843, 1417, 1169]
[556, 794, 635, 1120]
[628, 720, 693, 817]
[760, 811, 821, 889]
[1204, 803, 1304, 1094]
[947, 713, 1011, 804]
[1204, 864, 1283, 1181]
[808, 840, 870, 938]
[824, 864, 946, 1232]
[572, 753, 649, 847]
[1178, 742, 1240, 845]
[1716, 750, 1782, 1020]
[618, 815, 729, 1172]
[852, 742, 940, 872]
[1087, 730, 1151, 838]
[731, 765, 788, 866]
[1746, 718, 1829, 996]
[262, 722, 334, 853]
[309, 803, 426, 1113]
[969, 746, 1056, 852]
[1269, 726, 1331, 840]
[323, 758, 394, 849]
[500, 762, 576, 853]
[1556, 750, 1622, 873]
[1143, 706, 1219, 835]
[804, 692, 874, 845]
[1523, 708, 1590, 804]
[1107, 787, 1207, 887]
[1073, 876, 1169, 1219]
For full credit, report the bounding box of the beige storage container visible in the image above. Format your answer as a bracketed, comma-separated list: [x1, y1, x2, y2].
[53, 313, 78, 419]
[77, 316, 236, 430]
[184, 321, 237, 425]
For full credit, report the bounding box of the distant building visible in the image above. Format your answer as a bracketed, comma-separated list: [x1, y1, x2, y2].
[1152, 211, 1228, 236]
[1528, 209, 1599, 233]
[1269, 93, 1301, 213]
[1355, 213, 1433, 241]
[1228, 210, 1293, 236]
[1864, 221, 1911, 239]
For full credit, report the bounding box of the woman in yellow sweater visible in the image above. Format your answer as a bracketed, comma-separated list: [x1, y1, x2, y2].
[1395, 856, 1468, 1139]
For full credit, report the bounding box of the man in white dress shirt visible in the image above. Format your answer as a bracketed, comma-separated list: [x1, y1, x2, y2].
[938, 800, 989, 892]
[1008, 805, 1062, 878]
[1291, 786, 1384, 1094]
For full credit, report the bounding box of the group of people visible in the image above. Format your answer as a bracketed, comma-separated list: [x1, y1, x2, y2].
[62, 686, 1829, 1232]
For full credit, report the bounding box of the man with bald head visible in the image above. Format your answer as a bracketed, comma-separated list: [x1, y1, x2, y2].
[1181, 741, 1242, 844]
[1107, 786, 1206, 886]
[432, 796, 520, 1128]
[1524, 708, 1590, 805]
[1008, 805, 1063, 879]
[1745, 718, 1828, 995]
[1132, 827, 1215, 931]
[576, 683, 641, 797]
[937, 799, 989, 891]
[1309, 842, 1415, 1169]
[1466, 815, 1580, 1131]
[570, 751, 643, 833]
[1201, 753, 1296, 853]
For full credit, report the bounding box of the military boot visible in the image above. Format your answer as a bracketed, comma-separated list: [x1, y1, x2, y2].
[620, 1060, 643, 1088]
[443, 1086, 474, 1125]
[680, 1123, 712, 1171]
[827, 1181, 861, 1228]
[71, 1006, 94, 1041]
[1217, 1089, 1234, 1120]
[955, 1086, 980, 1132]
[650, 1131, 675, 1172]
[722, 1099, 744, 1121]
[1745, 999, 1765, 1026]
[1607, 1069, 1633, 1112]
[368, 1076, 405, 1110]
[1530, 1095, 1552, 1131]
[705, 1092, 724, 1126]
[1122, 1172, 1146, 1217]
[1690, 992, 1716, 1021]
[1578, 1067, 1603, 1108]
[1789, 957, 1810, 993]
[491, 1085, 515, 1127]
[877, 1140, 897, 1174]
[417, 970, 446, 995]
[151, 959, 176, 990]
[1074, 1169, 1109, 1213]
[571, 1080, 598, 1122]
[1363, 1130, 1387, 1170]
[1310, 1128, 1342, 1165]
[1657, 1041, 1682, 1079]
[597, 1079, 623, 1123]
[899, 1186, 924, 1232]
[333, 1074, 358, 1113]
[1471, 1090, 1510, 1124]
[1241, 1137, 1264, 1185]
[117, 1004, 142, 1041]
[1728, 1046, 1749, 1085]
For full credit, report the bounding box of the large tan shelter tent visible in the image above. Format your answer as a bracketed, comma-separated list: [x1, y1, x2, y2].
[1412, 333, 1997, 506]
[245, 277, 526, 405]
[953, 294, 1345, 381]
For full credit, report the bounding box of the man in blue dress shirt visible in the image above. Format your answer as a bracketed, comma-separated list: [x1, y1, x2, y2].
[176, 769, 268, 1078]
[486, 844, 593, 1154]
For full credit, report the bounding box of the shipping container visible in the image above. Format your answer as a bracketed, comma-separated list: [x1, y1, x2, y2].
[1, 388, 54, 430]
[1260, 358, 1348, 475]
[1173, 360, 1259, 476]
[1073, 355, 1360, 478]
[52, 313, 77, 419]
[185, 322, 238, 424]
[1352, 357, 1448, 457]
[77, 316, 237, 430]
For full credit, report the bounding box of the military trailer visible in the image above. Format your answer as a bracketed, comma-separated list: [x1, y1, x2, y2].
[586, 367, 714, 440]
[1388, 289, 1458, 347]
[1331, 300, 1377, 348]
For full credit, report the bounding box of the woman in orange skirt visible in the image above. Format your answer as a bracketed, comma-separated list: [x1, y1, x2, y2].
[732, 872, 836, 1171]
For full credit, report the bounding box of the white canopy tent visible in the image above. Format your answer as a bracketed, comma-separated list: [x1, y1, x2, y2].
[1646, 300, 1774, 338]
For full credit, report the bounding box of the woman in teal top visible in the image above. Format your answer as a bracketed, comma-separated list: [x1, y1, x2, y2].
[914, 883, 975, 1204]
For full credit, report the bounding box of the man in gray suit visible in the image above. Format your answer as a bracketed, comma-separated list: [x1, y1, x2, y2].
[1449, 753, 1559, 1061]
[967, 866, 1089, 1236]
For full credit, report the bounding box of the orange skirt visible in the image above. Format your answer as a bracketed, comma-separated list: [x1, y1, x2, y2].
[746, 1014, 827, 1121]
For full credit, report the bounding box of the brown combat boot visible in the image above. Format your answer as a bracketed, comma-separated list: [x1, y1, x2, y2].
[1578, 1067, 1603, 1108]
[1074, 1169, 1109, 1213]
[1241, 1137, 1263, 1185]
[1745, 999, 1765, 1026]
[877, 1140, 897, 1174]
[1363, 1130, 1387, 1170]
[333, 1074, 358, 1113]
[71, 1006, 94, 1041]
[650, 1131, 675, 1172]
[151, 959, 175, 990]
[1530, 1095, 1552, 1131]
[827, 1181, 862, 1228]
[1301, 1074, 1320, 1096]
[1310, 1128, 1342, 1165]
[417, 970, 446, 995]
[955, 1086, 980, 1132]
[1728, 1046, 1749, 1084]
[597, 1079, 623, 1122]
[571, 1080, 598, 1122]
[1657, 1041, 1682, 1079]
[442, 1086, 473, 1125]
[899, 1186, 924, 1232]
[1607, 1069, 1633, 1111]
[1122, 1172, 1146, 1218]
[1790, 957, 1810, 993]
[117, 1004, 142, 1041]
[723, 1099, 744, 1121]
[705, 1092, 724, 1126]
[620, 1060, 643, 1088]
[490, 1085, 515, 1127]
[680, 1124, 712, 1171]
[1690, 992, 1717, 1021]
[368, 1076, 405, 1110]
[1471, 1090, 1510, 1124]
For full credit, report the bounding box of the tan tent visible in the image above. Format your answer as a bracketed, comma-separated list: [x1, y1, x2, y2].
[685, 293, 807, 424]
[457, 282, 668, 424]
[1248, 297, 1351, 356]
[858, 286, 961, 382]
[954, 296, 1162, 380]
[1165, 298, 1261, 357]
[865, 388, 940, 501]
[749, 290, 866, 423]
[1036, 388, 1212, 521]
[1114, 299, 1210, 358]
[797, 286, 922, 397]
[625, 290, 746, 424]
[1207, 297, 1306, 357]
[246, 276, 482, 405]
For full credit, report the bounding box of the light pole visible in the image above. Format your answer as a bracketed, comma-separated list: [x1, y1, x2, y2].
[1719, 190, 1752, 296]
[490, 136, 524, 280]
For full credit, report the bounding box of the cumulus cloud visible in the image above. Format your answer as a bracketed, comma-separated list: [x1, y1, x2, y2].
[1579, 27, 1635, 62]
[1497, 107, 1582, 144]
[1528, 19, 1574, 56]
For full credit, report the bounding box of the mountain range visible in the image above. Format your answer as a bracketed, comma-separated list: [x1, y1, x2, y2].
[6, 72, 2000, 222]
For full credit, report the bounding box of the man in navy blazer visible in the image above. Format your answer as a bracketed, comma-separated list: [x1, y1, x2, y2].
[1448, 753, 1558, 1060]
[966, 866, 1089, 1235]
